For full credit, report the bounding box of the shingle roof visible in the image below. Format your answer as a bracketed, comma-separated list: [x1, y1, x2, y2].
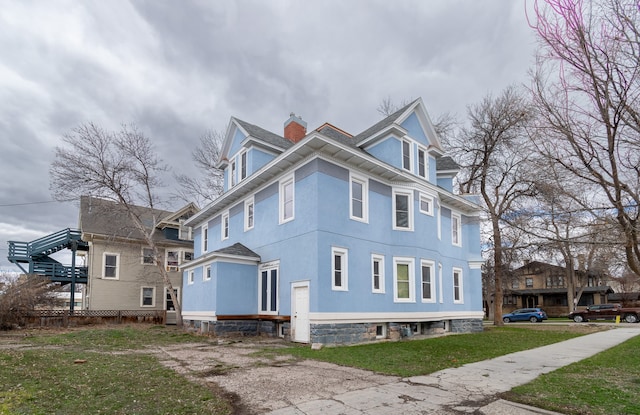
[214, 243, 260, 259]
[316, 123, 357, 148]
[79, 196, 189, 245]
[234, 118, 293, 150]
[351, 99, 418, 143]
[436, 156, 460, 171]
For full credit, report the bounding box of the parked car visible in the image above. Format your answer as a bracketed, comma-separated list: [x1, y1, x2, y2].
[568, 303, 640, 323]
[502, 308, 548, 323]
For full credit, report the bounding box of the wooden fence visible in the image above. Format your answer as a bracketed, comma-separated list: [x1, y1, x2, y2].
[16, 310, 166, 327]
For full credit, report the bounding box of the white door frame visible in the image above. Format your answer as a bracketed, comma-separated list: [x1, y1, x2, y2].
[291, 280, 310, 343]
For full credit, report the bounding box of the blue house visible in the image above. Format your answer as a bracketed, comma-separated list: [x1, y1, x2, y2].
[181, 98, 484, 344]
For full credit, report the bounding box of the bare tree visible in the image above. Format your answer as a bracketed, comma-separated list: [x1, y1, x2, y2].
[528, 0, 640, 276]
[174, 129, 225, 206]
[50, 123, 184, 326]
[449, 86, 537, 325]
[0, 275, 61, 329]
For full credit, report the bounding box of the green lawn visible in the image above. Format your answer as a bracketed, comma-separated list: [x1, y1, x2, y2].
[0, 324, 627, 415]
[505, 334, 640, 415]
[0, 325, 232, 415]
[273, 326, 599, 377]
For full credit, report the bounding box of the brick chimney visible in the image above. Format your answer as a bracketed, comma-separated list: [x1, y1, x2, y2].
[284, 112, 307, 143]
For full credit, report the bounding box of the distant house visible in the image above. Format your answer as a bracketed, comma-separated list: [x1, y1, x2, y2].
[181, 98, 484, 345]
[503, 261, 613, 317]
[79, 196, 198, 322]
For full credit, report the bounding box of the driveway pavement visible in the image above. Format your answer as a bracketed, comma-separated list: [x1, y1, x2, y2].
[156, 325, 640, 414]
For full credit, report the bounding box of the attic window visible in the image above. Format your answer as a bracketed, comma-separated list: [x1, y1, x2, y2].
[402, 140, 411, 171]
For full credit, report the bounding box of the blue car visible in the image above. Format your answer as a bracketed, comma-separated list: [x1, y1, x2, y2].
[502, 308, 548, 323]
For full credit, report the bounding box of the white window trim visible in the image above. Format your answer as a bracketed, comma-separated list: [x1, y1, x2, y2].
[204, 265, 211, 281]
[164, 287, 179, 311]
[102, 252, 120, 279]
[393, 257, 415, 303]
[421, 259, 436, 303]
[141, 247, 155, 265]
[349, 172, 369, 223]
[244, 196, 255, 231]
[140, 286, 156, 307]
[188, 270, 194, 285]
[437, 202, 442, 240]
[279, 174, 295, 224]
[419, 193, 434, 216]
[259, 261, 280, 315]
[453, 267, 464, 304]
[452, 212, 462, 247]
[221, 211, 230, 240]
[165, 249, 180, 272]
[438, 263, 444, 303]
[371, 254, 385, 294]
[331, 247, 349, 291]
[401, 138, 413, 172]
[392, 189, 414, 231]
[417, 145, 428, 179]
[202, 225, 209, 253]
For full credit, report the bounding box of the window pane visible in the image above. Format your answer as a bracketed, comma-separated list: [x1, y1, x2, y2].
[143, 288, 153, 306]
[395, 194, 409, 228]
[270, 269, 277, 312]
[397, 264, 409, 298]
[283, 181, 293, 220]
[352, 181, 363, 218]
[422, 265, 431, 299]
[248, 204, 254, 228]
[373, 260, 380, 290]
[334, 254, 342, 287]
[418, 149, 425, 177]
[402, 141, 410, 170]
[261, 271, 268, 312]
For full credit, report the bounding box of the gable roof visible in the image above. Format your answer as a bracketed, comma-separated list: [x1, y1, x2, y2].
[79, 196, 193, 245]
[352, 100, 416, 144]
[234, 118, 294, 151]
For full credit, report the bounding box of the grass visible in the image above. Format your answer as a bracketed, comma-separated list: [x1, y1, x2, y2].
[505, 334, 640, 415]
[0, 325, 232, 415]
[270, 325, 602, 377]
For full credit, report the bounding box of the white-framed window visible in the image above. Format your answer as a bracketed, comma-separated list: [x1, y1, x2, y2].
[183, 251, 193, 262]
[419, 194, 434, 216]
[202, 225, 208, 253]
[187, 270, 194, 285]
[350, 173, 368, 222]
[103, 253, 119, 279]
[372, 254, 385, 293]
[375, 324, 387, 339]
[141, 247, 155, 265]
[393, 189, 413, 230]
[452, 212, 462, 246]
[402, 139, 412, 171]
[166, 249, 179, 271]
[141, 286, 155, 307]
[279, 174, 295, 223]
[332, 247, 348, 291]
[240, 150, 247, 181]
[230, 159, 237, 187]
[417, 146, 428, 179]
[221, 212, 229, 240]
[259, 262, 279, 314]
[393, 257, 415, 302]
[421, 260, 436, 302]
[204, 265, 211, 281]
[244, 197, 254, 231]
[453, 268, 464, 303]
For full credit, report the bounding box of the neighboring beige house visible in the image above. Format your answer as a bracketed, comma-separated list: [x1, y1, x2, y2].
[502, 261, 613, 317]
[78, 196, 197, 323]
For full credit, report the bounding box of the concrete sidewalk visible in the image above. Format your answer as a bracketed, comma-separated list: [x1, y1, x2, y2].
[267, 327, 640, 415]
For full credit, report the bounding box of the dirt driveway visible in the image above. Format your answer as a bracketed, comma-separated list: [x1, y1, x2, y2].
[154, 338, 399, 414]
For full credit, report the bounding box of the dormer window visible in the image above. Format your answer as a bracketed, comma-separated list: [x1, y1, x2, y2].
[230, 160, 237, 187]
[402, 140, 411, 171]
[240, 150, 247, 181]
[417, 146, 427, 179]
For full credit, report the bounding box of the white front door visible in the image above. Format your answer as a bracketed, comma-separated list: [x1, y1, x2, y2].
[292, 282, 310, 343]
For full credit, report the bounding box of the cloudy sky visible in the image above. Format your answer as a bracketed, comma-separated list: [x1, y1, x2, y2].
[0, 0, 539, 271]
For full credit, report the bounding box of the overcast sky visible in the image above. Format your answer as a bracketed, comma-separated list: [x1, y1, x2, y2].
[0, 0, 539, 271]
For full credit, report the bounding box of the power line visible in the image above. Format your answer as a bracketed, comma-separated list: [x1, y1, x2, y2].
[0, 199, 75, 208]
